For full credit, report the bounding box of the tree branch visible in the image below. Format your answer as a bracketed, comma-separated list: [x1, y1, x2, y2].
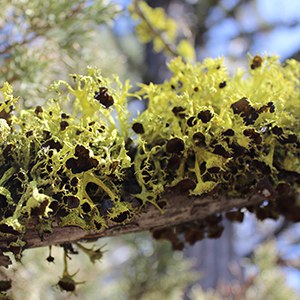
[0, 192, 264, 255]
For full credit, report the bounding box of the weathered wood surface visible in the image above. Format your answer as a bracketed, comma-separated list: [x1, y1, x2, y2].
[0, 192, 263, 252]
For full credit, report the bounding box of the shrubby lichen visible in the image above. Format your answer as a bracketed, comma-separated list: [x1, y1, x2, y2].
[0, 68, 132, 238]
[0, 55, 299, 255]
[133, 56, 299, 207]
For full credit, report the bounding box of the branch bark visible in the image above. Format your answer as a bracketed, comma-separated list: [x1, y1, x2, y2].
[0, 191, 263, 253]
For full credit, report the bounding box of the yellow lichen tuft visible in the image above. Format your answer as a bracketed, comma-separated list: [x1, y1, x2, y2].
[132, 55, 299, 207]
[0, 56, 299, 252]
[0, 70, 132, 236]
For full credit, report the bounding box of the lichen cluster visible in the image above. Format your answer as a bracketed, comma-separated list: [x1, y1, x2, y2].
[0, 68, 133, 239]
[133, 56, 299, 207]
[0, 56, 299, 255]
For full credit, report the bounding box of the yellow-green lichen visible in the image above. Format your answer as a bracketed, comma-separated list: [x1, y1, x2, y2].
[132, 55, 299, 206]
[0, 56, 299, 247]
[0, 69, 132, 235]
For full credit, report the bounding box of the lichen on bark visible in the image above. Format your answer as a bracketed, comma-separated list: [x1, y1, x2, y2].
[0, 55, 299, 262]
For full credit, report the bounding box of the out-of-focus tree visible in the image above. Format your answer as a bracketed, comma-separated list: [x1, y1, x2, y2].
[5, 234, 199, 300]
[189, 241, 300, 300]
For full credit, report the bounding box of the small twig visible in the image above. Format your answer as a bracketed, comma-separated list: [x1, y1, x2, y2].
[277, 256, 300, 269]
[132, 0, 179, 57]
[63, 248, 69, 276]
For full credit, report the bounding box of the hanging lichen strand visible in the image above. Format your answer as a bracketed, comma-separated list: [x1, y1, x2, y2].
[0, 56, 299, 247]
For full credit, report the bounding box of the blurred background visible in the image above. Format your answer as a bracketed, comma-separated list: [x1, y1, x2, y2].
[1, 0, 300, 299]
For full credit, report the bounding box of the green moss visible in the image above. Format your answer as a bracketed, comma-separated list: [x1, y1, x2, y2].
[0, 56, 299, 251]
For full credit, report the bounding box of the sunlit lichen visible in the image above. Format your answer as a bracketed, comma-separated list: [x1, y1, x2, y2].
[132, 55, 299, 218]
[0, 69, 132, 237]
[0, 56, 299, 256]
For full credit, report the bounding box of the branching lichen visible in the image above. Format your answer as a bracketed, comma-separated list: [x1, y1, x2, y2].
[0, 55, 299, 258]
[0, 69, 132, 239]
[132, 55, 299, 213]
